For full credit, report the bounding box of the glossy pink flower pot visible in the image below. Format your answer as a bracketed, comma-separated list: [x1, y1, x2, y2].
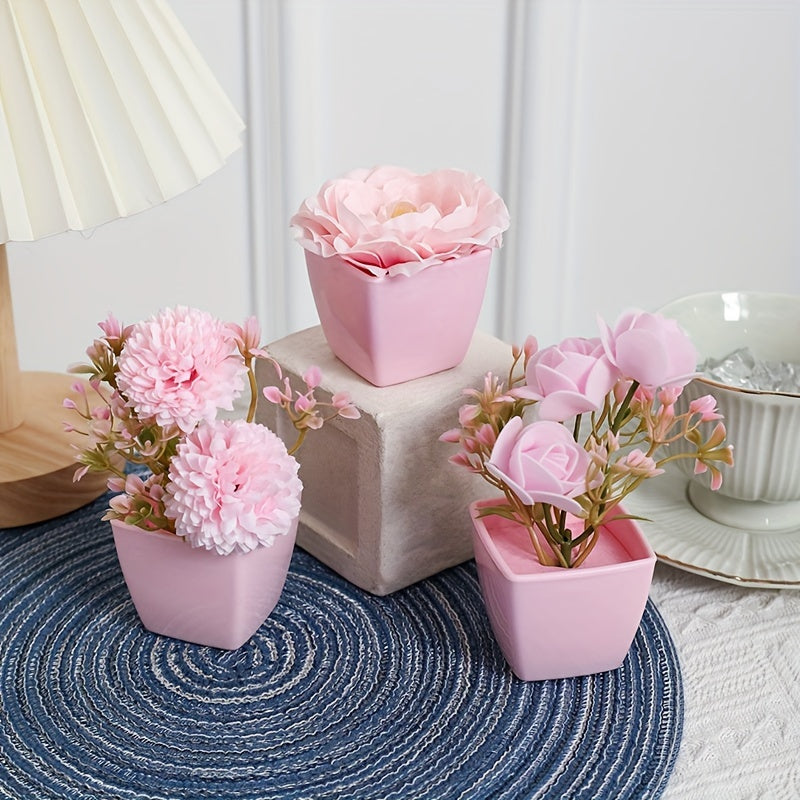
[304, 248, 491, 386]
[110, 516, 298, 649]
[469, 499, 656, 681]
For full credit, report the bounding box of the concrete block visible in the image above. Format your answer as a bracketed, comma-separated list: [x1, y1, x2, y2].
[256, 325, 511, 595]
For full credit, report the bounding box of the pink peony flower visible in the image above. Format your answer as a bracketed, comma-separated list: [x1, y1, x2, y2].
[487, 417, 596, 515]
[164, 419, 302, 555]
[290, 166, 510, 277]
[517, 337, 620, 421]
[116, 306, 247, 434]
[599, 309, 699, 391]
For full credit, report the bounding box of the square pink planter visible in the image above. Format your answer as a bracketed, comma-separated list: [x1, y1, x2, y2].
[470, 499, 656, 681]
[304, 248, 491, 386]
[111, 516, 298, 649]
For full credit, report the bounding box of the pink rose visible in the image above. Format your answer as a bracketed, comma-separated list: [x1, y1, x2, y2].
[517, 337, 620, 421]
[290, 166, 510, 277]
[599, 310, 698, 391]
[487, 417, 593, 514]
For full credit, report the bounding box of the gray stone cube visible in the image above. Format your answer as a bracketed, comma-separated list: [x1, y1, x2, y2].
[255, 326, 511, 595]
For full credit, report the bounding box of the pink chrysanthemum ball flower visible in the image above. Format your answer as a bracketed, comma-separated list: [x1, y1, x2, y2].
[164, 419, 302, 555]
[116, 306, 247, 434]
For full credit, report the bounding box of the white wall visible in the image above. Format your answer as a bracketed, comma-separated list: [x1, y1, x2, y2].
[8, 0, 800, 372]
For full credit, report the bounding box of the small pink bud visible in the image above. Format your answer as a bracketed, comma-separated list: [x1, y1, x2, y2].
[458, 404, 479, 426]
[689, 395, 722, 422]
[98, 314, 123, 340]
[303, 366, 322, 389]
[475, 423, 496, 447]
[658, 386, 681, 407]
[693, 460, 708, 475]
[464, 437, 480, 454]
[108, 494, 132, 514]
[262, 386, 284, 404]
[107, 477, 126, 492]
[238, 316, 262, 352]
[73, 466, 89, 482]
[332, 391, 354, 409]
[294, 393, 315, 414]
[439, 428, 462, 444]
[250, 346, 274, 362]
[632, 384, 654, 405]
[62, 398, 77, 410]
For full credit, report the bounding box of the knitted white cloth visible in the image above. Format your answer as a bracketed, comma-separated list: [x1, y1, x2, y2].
[651, 563, 800, 799]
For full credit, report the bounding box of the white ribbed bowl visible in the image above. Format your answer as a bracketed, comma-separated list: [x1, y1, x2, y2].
[659, 291, 800, 531]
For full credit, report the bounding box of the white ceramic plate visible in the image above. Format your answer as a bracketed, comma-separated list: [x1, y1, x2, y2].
[624, 468, 800, 589]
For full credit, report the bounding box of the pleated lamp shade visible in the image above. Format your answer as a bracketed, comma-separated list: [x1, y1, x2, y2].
[0, 0, 245, 242]
[0, 0, 245, 527]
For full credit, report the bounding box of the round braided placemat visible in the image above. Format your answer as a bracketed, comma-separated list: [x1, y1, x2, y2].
[0, 497, 682, 800]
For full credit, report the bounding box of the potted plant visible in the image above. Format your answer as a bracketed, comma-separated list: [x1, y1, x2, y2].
[290, 166, 510, 387]
[65, 307, 360, 649]
[441, 309, 735, 680]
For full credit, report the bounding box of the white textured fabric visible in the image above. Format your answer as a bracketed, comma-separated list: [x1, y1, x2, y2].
[0, 0, 244, 243]
[651, 563, 800, 799]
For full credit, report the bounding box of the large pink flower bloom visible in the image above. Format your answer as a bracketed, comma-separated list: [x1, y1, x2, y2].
[117, 306, 247, 433]
[487, 417, 595, 515]
[599, 309, 698, 391]
[518, 337, 620, 422]
[164, 419, 302, 555]
[290, 166, 510, 277]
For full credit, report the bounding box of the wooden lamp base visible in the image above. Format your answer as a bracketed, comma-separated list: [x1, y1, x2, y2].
[0, 372, 109, 528]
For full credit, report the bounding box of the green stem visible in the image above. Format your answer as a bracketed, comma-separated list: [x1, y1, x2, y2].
[542, 506, 571, 568]
[246, 361, 258, 423]
[572, 529, 600, 569]
[571, 522, 596, 548]
[287, 428, 307, 456]
[524, 519, 558, 567]
[611, 380, 639, 434]
[497, 484, 558, 567]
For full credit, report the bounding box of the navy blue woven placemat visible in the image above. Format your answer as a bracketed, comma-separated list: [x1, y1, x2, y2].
[0, 493, 682, 800]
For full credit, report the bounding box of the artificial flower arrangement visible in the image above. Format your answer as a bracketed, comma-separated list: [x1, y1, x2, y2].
[65, 306, 360, 555]
[289, 165, 511, 387]
[442, 309, 735, 569]
[290, 165, 510, 277]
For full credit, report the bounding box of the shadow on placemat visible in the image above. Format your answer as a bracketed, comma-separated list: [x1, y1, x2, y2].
[0, 496, 682, 800]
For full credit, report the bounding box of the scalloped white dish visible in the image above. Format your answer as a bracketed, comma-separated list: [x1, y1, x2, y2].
[625, 468, 800, 589]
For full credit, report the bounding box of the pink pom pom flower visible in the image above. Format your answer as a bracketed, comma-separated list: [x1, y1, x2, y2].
[164, 419, 302, 555]
[116, 306, 247, 434]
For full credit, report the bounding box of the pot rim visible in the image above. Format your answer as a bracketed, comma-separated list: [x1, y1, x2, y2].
[109, 515, 300, 555]
[469, 497, 656, 582]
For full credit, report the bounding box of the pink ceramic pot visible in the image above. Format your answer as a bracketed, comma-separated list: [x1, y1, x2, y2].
[469, 499, 656, 681]
[304, 248, 491, 386]
[110, 516, 298, 649]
